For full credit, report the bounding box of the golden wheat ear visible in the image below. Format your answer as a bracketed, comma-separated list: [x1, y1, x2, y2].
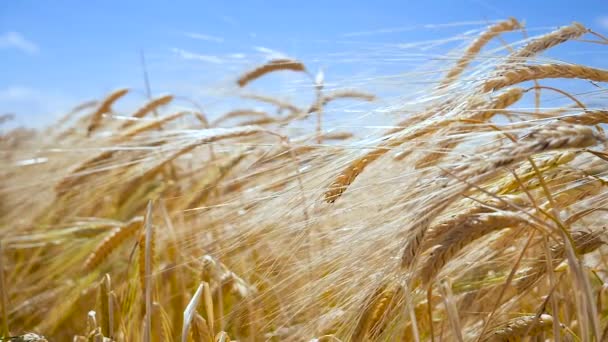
[87, 88, 129, 136]
[237, 58, 307, 87]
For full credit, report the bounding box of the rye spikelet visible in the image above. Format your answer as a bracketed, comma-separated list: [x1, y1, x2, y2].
[87, 88, 129, 136]
[237, 59, 307, 87]
[483, 64, 608, 92]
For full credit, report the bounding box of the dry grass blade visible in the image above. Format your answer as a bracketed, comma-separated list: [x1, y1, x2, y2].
[237, 59, 307, 87]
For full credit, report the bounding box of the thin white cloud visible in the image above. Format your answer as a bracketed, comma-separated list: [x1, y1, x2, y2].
[183, 32, 224, 43]
[254, 46, 287, 59]
[598, 16, 608, 30]
[0, 31, 39, 54]
[0, 85, 74, 127]
[171, 48, 223, 64]
[0, 86, 36, 100]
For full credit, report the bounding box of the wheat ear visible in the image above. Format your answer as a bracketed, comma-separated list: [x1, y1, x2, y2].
[484, 64, 608, 92]
[417, 212, 523, 286]
[83, 217, 143, 271]
[211, 109, 270, 126]
[121, 94, 174, 128]
[237, 59, 307, 87]
[308, 89, 376, 113]
[482, 314, 554, 341]
[505, 22, 587, 64]
[87, 88, 129, 135]
[352, 282, 403, 341]
[441, 18, 521, 86]
[116, 111, 189, 142]
[560, 110, 608, 125]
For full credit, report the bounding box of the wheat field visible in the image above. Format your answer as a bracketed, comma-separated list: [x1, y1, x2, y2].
[2, 19, 608, 341]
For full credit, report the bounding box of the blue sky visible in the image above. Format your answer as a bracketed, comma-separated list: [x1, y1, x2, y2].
[1, 1, 608, 127]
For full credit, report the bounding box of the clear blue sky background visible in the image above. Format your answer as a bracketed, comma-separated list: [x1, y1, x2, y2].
[1, 0, 608, 126]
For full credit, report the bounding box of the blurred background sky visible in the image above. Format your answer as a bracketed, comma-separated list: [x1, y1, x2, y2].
[2, 0, 608, 127]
